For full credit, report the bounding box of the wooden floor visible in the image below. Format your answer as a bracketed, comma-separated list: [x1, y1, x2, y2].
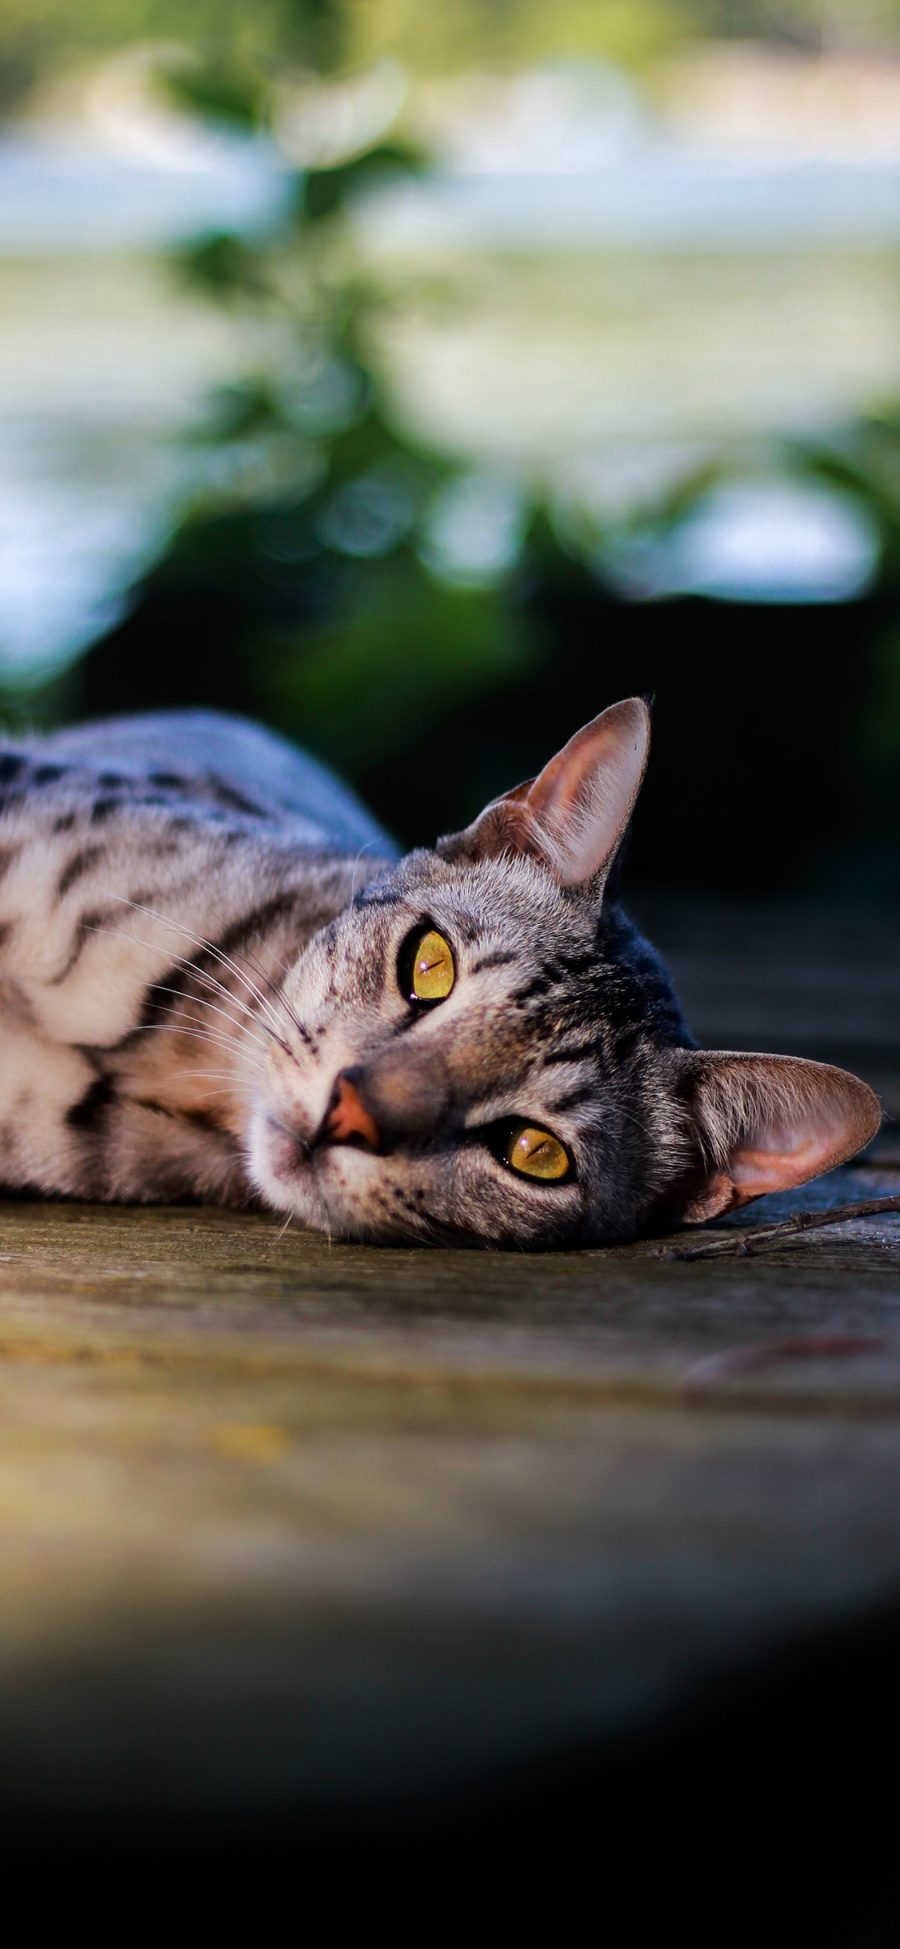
[0, 901, 897, 1870]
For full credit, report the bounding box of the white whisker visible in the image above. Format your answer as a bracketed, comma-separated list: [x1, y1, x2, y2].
[207, 907, 289, 989]
[186, 1083, 259, 1105]
[613, 1098, 654, 1142]
[187, 1067, 254, 1081]
[349, 839, 376, 903]
[152, 948, 267, 1030]
[140, 981, 271, 1056]
[85, 911, 286, 1056]
[106, 895, 296, 1048]
[206, 903, 311, 1042]
[184, 1069, 260, 1093]
[123, 1022, 261, 1061]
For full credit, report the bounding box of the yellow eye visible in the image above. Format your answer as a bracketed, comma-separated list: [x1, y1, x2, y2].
[505, 1125, 571, 1182]
[408, 928, 455, 1003]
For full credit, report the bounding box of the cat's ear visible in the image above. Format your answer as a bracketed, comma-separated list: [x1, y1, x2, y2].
[439, 698, 650, 890]
[664, 1051, 881, 1223]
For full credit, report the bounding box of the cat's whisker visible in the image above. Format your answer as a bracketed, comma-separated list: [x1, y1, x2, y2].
[207, 904, 289, 990]
[146, 949, 291, 1054]
[188, 1075, 262, 1094]
[184, 1069, 260, 1091]
[153, 949, 269, 1031]
[106, 896, 296, 1050]
[84, 916, 277, 1051]
[614, 1100, 654, 1142]
[206, 905, 312, 1045]
[124, 1022, 264, 1062]
[216, 909, 295, 987]
[114, 935, 284, 1060]
[349, 839, 376, 903]
[186, 1064, 256, 1078]
[206, 906, 315, 1059]
[141, 981, 272, 1057]
[188, 1084, 260, 1106]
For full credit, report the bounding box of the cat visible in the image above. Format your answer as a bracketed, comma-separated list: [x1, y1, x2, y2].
[0, 697, 879, 1248]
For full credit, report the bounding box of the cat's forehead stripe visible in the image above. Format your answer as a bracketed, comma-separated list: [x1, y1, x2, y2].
[553, 1084, 597, 1112]
[542, 1041, 601, 1066]
[353, 889, 404, 910]
[469, 950, 517, 974]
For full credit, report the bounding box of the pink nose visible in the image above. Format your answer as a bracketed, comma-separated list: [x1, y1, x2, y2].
[324, 1070, 380, 1151]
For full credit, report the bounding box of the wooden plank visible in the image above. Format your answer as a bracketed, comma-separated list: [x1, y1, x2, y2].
[0, 1168, 896, 1405]
[0, 1166, 897, 1821]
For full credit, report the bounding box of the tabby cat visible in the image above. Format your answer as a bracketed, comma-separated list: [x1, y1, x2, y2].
[0, 698, 879, 1247]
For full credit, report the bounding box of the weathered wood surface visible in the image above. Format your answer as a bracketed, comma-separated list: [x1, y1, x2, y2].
[0, 901, 896, 1830]
[0, 1165, 898, 1821]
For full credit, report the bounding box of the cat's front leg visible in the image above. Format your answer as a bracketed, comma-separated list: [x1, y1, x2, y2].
[0, 1017, 253, 1206]
[95, 1090, 253, 1207]
[0, 1020, 100, 1197]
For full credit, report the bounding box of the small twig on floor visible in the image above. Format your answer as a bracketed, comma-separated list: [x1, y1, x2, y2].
[652, 1193, 900, 1261]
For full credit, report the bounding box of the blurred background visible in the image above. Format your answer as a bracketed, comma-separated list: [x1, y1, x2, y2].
[0, 0, 898, 913]
[1, 10, 899, 1898]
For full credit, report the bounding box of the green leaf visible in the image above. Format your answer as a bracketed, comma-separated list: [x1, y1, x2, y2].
[303, 139, 428, 224]
[173, 233, 271, 301]
[159, 59, 268, 132]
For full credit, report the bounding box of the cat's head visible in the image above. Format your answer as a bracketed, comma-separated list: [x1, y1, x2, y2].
[246, 699, 880, 1247]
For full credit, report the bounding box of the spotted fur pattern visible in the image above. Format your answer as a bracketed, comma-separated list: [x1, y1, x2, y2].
[0, 707, 879, 1248]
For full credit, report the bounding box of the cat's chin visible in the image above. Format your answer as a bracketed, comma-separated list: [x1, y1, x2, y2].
[245, 1113, 404, 1241]
[244, 1102, 322, 1226]
[251, 1155, 334, 1235]
[244, 1102, 371, 1239]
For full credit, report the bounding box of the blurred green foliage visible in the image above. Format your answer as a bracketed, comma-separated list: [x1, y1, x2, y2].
[5, 0, 900, 110]
[0, 1, 897, 901]
[791, 413, 900, 590]
[30, 44, 535, 787]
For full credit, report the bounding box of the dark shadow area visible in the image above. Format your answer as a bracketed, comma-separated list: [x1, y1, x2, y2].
[4, 1594, 899, 1941]
[71, 581, 899, 913]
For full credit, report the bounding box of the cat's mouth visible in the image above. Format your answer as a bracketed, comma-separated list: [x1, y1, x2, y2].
[252, 1097, 395, 1238]
[263, 1110, 314, 1178]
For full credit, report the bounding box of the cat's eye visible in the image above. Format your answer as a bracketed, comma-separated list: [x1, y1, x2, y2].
[502, 1123, 572, 1183]
[400, 927, 455, 1004]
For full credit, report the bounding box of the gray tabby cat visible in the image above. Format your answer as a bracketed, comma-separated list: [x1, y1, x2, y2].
[0, 698, 879, 1247]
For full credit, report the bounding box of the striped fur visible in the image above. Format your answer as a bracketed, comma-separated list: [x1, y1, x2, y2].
[0, 706, 879, 1247]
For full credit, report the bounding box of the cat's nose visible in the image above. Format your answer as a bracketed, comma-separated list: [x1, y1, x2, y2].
[322, 1068, 381, 1151]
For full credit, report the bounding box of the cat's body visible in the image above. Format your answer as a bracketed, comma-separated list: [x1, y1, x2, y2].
[0, 702, 879, 1247]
